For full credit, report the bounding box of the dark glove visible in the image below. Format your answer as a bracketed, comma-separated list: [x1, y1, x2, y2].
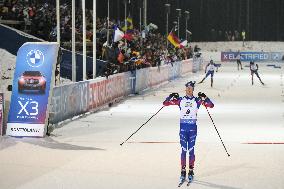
[169, 93, 179, 99]
[198, 92, 207, 98]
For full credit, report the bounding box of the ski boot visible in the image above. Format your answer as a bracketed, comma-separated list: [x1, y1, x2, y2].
[178, 167, 186, 187]
[188, 169, 194, 183]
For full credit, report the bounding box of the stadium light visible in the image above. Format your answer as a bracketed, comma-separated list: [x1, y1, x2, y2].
[165, 4, 170, 47]
[93, 0, 96, 78]
[72, 0, 76, 82]
[176, 8, 181, 38]
[83, 0, 86, 80]
[184, 11, 190, 40]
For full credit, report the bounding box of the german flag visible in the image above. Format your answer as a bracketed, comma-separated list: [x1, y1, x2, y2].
[167, 31, 181, 48]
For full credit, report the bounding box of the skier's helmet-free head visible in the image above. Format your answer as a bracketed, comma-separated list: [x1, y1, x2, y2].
[185, 81, 196, 89]
[250, 61, 254, 65]
[210, 59, 213, 64]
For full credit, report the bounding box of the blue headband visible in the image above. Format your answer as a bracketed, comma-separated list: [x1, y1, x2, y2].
[185, 81, 196, 88]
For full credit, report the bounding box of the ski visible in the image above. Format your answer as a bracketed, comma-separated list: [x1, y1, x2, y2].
[186, 180, 192, 186]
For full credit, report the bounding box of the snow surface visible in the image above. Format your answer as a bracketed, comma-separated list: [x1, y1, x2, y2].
[0, 60, 284, 189]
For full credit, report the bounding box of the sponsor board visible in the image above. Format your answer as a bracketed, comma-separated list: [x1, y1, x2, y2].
[7, 42, 59, 137]
[49, 81, 89, 124]
[135, 68, 150, 93]
[168, 62, 182, 80]
[221, 52, 284, 62]
[181, 59, 193, 74]
[89, 73, 127, 110]
[193, 56, 203, 73]
[149, 66, 169, 87]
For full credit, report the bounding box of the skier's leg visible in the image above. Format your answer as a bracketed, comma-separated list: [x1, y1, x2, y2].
[179, 127, 188, 180]
[199, 72, 210, 84]
[198, 77, 205, 84]
[188, 129, 197, 169]
[210, 72, 214, 87]
[188, 128, 197, 182]
[198, 76, 206, 84]
[255, 72, 264, 85]
[251, 72, 254, 85]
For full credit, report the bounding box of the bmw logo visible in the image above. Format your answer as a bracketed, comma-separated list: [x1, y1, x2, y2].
[26, 50, 44, 67]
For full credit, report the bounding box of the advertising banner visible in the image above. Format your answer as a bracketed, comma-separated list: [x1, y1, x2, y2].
[149, 66, 169, 87]
[89, 73, 127, 110]
[0, 93, 3, 136]
[181, 59, 193, 75]
[221, 52, 284, 62]
[49, 81, 89, 124]
[193, 57, 203, 73]
[135, 68, 150, 93]
[168, 62, 182, 80]
[7, 42, 59, 137]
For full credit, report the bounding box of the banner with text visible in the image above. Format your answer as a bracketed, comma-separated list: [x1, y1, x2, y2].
[49, 81, 89, 124]
[7, 42, 59, 137]
[221, 52, 284, 62]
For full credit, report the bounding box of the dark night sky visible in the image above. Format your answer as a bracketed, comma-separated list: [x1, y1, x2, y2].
[58, 0, 284, 41]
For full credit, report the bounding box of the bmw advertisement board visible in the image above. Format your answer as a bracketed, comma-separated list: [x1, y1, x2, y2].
[7, 42, 59, 137]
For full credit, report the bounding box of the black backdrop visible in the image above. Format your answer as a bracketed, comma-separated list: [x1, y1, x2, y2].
[94, 0, 284, 41]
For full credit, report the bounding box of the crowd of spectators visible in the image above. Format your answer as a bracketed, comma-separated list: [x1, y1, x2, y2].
[0, 0, 94, 41]
[0, 0, 194, 78]
[96, 17, 194, 77]
[210, 29, 245, 41]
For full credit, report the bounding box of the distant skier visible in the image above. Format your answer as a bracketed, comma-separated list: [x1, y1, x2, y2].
[163, 81, 214, 185]
[250, 61, 264, 85]
[236, 51, 243, 70]
[198, 60, 219, 87]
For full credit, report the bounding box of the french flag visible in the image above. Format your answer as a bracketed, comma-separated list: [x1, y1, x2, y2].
[113, 25, 133, 42]
[179, 40, 188, 48]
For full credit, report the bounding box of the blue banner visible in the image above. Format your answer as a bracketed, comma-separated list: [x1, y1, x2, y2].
[221, 52, 284, 62]
[7, 42, 59, 137]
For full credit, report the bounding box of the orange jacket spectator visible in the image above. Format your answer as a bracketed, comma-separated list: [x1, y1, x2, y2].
[117, 51, 124, 64]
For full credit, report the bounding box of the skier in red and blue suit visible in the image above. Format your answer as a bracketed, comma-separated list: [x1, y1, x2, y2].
[163, 81, 214, 183]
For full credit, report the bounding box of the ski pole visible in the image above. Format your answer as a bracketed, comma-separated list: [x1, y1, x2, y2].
[204, 106, 231, 157]
[120, 106, 165, 146]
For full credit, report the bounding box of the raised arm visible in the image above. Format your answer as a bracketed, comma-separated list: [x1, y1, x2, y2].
[197, 92, 214, 108]
[163, 93, 181, 106]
